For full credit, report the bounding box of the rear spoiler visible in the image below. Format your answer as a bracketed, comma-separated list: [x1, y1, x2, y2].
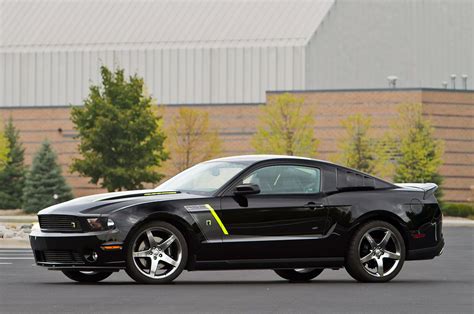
[396, 183, 438, 199]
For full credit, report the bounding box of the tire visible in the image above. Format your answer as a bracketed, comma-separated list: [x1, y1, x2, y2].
[345, 220, 406, 283]
[62, 270, 112, 283]
[274, 268, 324, 282]
[125, 221, 188, 284]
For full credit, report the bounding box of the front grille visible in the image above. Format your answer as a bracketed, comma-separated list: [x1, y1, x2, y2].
[37, 250, 84, 264]
[38, 215, 82, 232]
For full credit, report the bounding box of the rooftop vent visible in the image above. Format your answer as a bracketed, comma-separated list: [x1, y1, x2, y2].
[451, 74, 457, 89]
[387, 76, 398, 88]
[461, 74, 468, 90]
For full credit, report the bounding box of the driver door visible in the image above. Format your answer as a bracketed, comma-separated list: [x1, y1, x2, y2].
[218, 164, 330, 260]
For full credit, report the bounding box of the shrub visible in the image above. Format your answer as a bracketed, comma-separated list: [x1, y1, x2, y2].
[442, 203, 474, 218]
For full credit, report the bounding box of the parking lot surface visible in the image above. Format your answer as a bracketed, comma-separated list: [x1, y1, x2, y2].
[0, 227, 472, 314]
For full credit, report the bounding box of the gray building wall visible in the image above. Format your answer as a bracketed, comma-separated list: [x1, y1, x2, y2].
[1, 0, 472, 108]
[0, 0, 334, 107]
[0, 45, 306, 107]
[305, 0, 474, 90]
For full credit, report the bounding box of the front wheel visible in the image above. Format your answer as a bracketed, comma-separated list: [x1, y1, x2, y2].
[62, 270, 112, 283]
[125, 221, 188, 284]
[345, 220, 406, 282]
[274, 268, 324, 282]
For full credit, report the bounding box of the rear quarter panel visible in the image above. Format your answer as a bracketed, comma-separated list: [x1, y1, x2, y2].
[325, 188, 441, 256]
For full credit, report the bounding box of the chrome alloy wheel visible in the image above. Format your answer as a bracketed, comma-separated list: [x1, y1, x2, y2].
[358, 227, 402, 278]
[132, 227, 182, 279]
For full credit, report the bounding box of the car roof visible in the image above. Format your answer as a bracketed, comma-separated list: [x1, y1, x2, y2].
[206, 155, 396, 187]
[206, 154, 334, 165]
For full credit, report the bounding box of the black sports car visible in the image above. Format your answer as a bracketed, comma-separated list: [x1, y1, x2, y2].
[30, 155, 444, 283]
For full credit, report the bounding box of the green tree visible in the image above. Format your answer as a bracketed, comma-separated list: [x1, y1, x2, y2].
[22, 141, 73, 213]
[165, 107, 221, 173]
[0, 121, 9, 172]
[0, 118, 26, 209]
[71, 66, 168, 191]
[252, 93, 318, 156]
[391, 103, 444, 196]
[334, 114, 391, 177]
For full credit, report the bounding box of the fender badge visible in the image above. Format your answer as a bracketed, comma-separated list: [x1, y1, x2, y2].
[206, 220, 212, 226]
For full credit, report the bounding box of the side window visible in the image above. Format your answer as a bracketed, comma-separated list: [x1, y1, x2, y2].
[336, 168, 375, 190]
[243, 165, 321, 194]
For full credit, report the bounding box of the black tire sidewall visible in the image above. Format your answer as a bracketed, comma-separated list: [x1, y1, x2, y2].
[62, 270, 112, 283]
[125, 221, 188, 284]
[345, 220, 406, 283]
[274, 268, 324, 282]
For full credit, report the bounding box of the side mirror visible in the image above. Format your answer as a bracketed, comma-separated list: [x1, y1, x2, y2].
[233, 184, 260, 196]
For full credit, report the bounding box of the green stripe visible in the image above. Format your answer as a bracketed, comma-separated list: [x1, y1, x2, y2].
[143, 191, 178, 196]
[205, 204, 229, 235]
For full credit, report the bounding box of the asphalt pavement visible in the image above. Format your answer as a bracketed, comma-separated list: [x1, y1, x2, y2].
[0, 226, 472, 314]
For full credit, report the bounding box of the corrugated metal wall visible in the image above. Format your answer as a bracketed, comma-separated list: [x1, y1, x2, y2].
[305, 0, 474, 90]
[0, 45, 306, 106]
[1, 0, 472, 107]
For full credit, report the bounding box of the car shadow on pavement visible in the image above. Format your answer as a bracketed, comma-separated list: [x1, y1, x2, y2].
[40, 279, 458, 286]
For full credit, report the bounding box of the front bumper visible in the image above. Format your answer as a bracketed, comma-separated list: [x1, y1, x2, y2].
[29, 229, 126, 271]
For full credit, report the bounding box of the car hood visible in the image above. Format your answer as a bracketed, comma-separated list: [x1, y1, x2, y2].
[38, 189, 205, 216]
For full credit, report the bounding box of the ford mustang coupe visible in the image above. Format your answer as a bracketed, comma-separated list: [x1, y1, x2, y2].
[30, 155, 444, 283]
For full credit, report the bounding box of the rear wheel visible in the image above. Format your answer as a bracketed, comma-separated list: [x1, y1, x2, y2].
[274, 268, 324, 282]
[62, 270, 112, 283]
[345, 220, 405, 282]
[125, 221, 188, 284]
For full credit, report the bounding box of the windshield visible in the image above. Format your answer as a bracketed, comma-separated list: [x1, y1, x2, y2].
[157, 161, 251, 195]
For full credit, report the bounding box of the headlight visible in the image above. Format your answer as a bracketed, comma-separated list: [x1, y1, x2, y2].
[86, 218, 115, 231]
[107, 218, 115, 229]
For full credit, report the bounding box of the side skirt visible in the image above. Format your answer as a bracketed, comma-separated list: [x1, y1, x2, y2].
[192, 257, 344, 271]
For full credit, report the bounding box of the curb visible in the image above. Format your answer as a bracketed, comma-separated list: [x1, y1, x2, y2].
[443, 218, 474, 227]
[0, 216, 37, 223]
[0, 239, 30, 249]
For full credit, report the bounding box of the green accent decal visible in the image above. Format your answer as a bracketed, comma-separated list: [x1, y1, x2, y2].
[205, 204, 229, 235]
[143, 191, 178, 196]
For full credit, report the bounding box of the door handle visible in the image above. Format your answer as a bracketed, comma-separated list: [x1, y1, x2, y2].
[304, 202, 324, 210]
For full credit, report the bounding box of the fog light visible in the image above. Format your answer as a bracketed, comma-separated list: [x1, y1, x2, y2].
[85, 251, 98, 262]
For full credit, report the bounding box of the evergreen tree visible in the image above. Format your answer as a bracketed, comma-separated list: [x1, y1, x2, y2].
[0, 122, 9, 172]
[0, 118, 26, 209]
[334, 114, 392, 177]
[252, 93, 318, 156]
[335, 114, 376, 173]
[22, 141, 73, 213]
[71, 66, 168, 191]
[391, 103, 444, 198]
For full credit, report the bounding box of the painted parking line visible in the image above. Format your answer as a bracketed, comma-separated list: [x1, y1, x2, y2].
[0, 251, 33, 253]
[0, 251, 33, 254]
[0, 251, 33, 256]
[0, 249, 35, 262]
[0, 251, 32, 254]
[0, 255, 33, 257]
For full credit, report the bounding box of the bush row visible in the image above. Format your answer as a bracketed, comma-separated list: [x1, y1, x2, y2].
[442, 202, 474, 218]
